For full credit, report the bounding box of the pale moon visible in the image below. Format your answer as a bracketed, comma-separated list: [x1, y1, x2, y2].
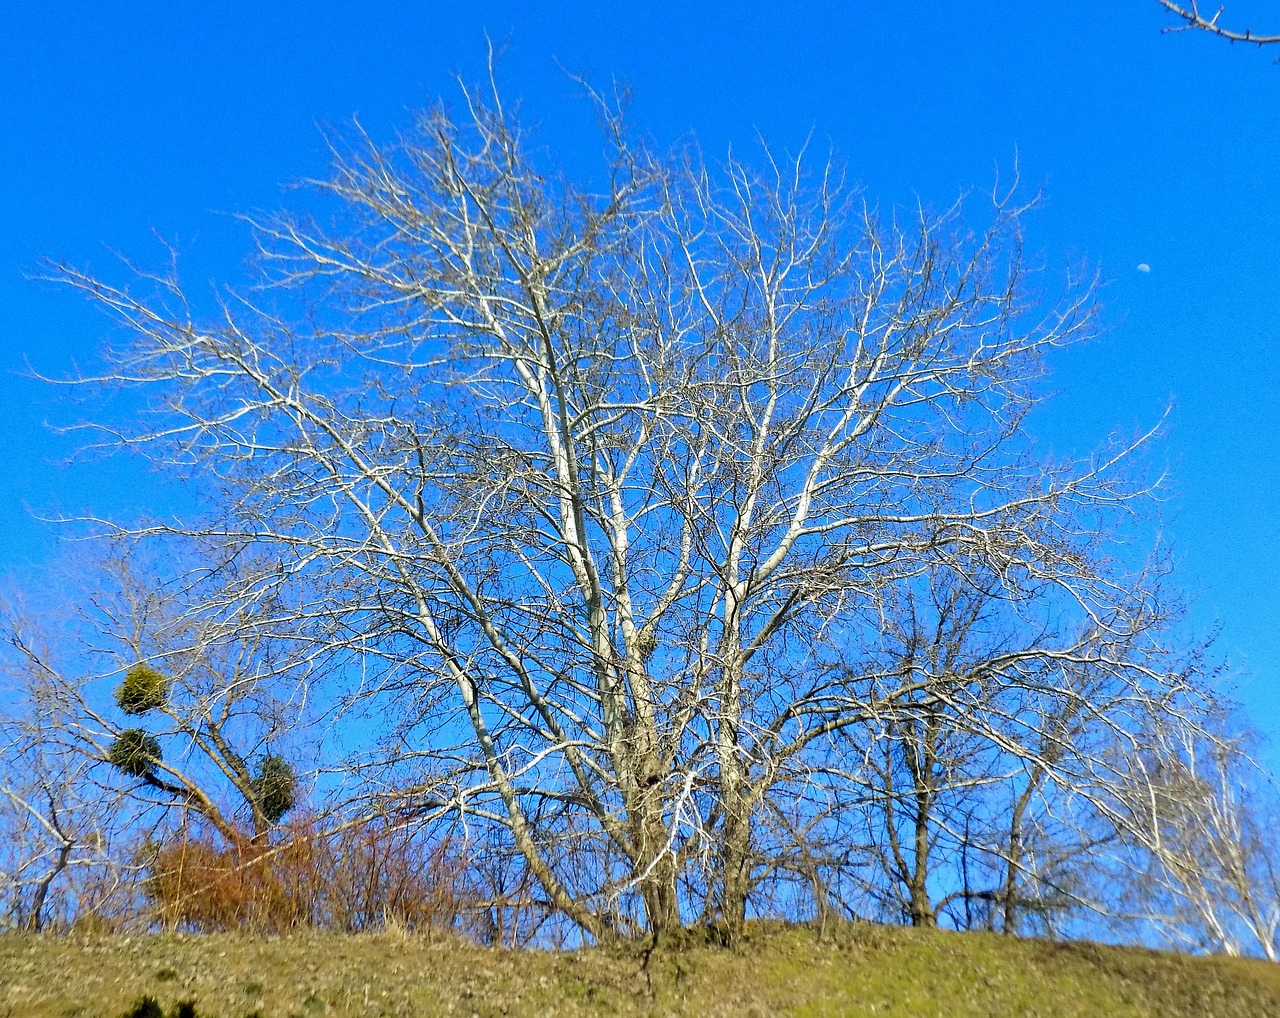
[1136, 263, 1151, 273]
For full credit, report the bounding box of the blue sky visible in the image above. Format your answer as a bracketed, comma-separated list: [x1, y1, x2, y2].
[2, 3, 1278, 764]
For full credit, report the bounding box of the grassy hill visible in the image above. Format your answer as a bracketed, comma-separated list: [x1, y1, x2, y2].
[2, 922, 1278, 1017]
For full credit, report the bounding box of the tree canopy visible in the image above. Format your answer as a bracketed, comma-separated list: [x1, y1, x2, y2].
[1, 70, 1275, 954]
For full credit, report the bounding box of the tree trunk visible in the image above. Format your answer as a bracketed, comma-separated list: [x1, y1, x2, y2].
[632, 785, 681, 935]
[27, 837, 73, 932]
[908, 800, 936, 928]
[716, 782, 753, 941]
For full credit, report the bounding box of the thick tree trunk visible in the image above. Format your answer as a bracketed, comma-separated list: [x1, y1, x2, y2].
[908, 801, 937, 928]
[905, 721, 938, 928]
[632, 784, 681, 935]
[1003, 815, 1024, 935]
[715, 778, 753, 940]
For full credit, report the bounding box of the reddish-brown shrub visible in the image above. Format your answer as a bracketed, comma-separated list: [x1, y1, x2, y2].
[144, 814, 482, 935]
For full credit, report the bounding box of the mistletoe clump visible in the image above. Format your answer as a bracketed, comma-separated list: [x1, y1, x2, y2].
[116, 663, 171, 715]
[109, 728, 162, 777]
[250, 754, 297, 824]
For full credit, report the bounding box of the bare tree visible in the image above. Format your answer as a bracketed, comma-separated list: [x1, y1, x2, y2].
[801, 553, 1193, 938]
[45, 69, 1197, 942]
[1118, 713, 1280, 959]
[844, 567, 1005, 929]
[0, 709, 93, 930]
[2, 539, 329, 874]
[1, 596, 130, 930]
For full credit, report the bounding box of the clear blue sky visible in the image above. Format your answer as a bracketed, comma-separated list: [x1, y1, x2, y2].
[2, 4, 1278, 764]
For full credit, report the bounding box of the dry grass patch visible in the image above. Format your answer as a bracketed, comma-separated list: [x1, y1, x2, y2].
[1, 923, 1278, 1017]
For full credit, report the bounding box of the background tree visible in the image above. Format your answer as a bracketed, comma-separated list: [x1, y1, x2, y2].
[2, 540, 321, 869]
[0, 693, 118, 931]
[797, 554, 1201, 938]
[1115, 712, 1280, 959]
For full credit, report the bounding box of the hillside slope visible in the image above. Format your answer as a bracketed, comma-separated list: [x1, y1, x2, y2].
[2, 922, 1277, 1017]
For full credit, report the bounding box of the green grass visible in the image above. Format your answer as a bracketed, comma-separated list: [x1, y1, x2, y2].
[1, 922, 1277, 1017]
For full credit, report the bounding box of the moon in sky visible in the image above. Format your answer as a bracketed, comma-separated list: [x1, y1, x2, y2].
[1136, 263, 1151, 273]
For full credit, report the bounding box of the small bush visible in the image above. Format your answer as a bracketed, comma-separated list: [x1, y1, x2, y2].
[250, 755, 296, 825]
[109, 729, 162, 777]
[116, 663, 171, 715]
[119, 999, 200, 1018]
